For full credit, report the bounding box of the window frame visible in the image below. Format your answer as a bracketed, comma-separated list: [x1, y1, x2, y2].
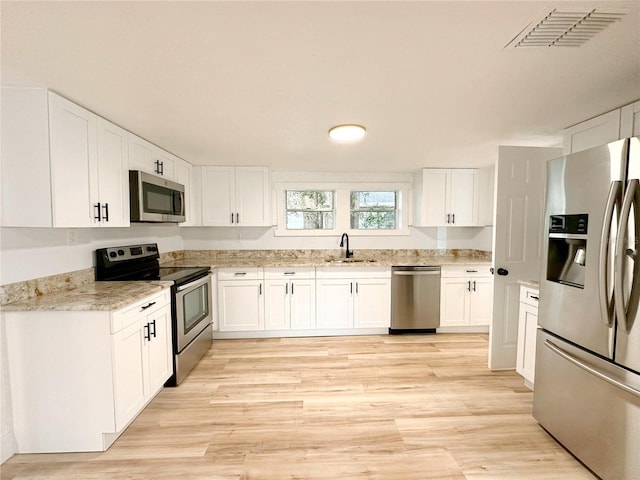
[284, 189, 336, 231]
[274, 181, 410, 236]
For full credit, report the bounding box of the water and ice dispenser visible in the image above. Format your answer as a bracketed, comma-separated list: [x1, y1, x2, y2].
[546, 214, 588, 289]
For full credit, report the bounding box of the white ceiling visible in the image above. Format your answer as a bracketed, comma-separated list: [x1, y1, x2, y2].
[2, 1, 639, 173]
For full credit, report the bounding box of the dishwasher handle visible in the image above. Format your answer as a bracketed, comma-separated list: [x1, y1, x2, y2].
[392, 270, 440, 276]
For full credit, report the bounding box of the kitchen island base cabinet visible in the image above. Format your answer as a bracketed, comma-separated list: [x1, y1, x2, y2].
[4, 289, 172, 453]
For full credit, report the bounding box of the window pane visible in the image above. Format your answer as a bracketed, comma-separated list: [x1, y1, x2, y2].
[286, 211, 334, 230]
[350, 191, 396, 210]
[286, 190, 333, 210]
[350, 211, 396, 229]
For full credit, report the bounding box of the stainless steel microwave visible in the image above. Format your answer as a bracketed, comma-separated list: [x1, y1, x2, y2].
[129, 170, 186, 223]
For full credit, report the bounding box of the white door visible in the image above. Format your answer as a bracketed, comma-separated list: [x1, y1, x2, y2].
[96, 118, 129, 227]
[265, 279, 290, 330]
[316, 279, 353, 329]
[112, 321, 146, 431]
[218, 280, 264, 331]
[145, 306, 172, 394]
[489, 146, 561, 369]
[353, 278, 391, 328]
[469, 277, 493, 326]
[235, 166, 270, 226]
[419, 169, 448, 226]
[128, 134, 158, 175]
[440, 278, 469, 327]
[449, 169, 478, 226]
[202, 166, 235, 225]
[290, 278, 316, 329]
[48, 92, 96, 227]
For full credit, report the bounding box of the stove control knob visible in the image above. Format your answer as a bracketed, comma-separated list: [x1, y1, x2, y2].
[109, 251, 117, 258]
[117, 249, 125, 256]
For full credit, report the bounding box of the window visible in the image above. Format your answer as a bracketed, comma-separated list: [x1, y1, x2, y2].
[285, 190, 335, 230]
[350, 191, 397, 230]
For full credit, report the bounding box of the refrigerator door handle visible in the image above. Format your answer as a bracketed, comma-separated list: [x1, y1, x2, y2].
[614, 178, 640, 334]
[599, 180, 622, 327]
[544, 339, 640, 398]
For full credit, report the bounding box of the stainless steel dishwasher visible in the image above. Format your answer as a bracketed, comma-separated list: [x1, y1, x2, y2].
[390, 266, 441, 333]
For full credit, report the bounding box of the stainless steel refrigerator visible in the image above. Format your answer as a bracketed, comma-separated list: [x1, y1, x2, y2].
[533, 137, 640, 480]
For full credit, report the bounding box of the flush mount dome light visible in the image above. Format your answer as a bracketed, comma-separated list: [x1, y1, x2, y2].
[328, 124, 366, 143]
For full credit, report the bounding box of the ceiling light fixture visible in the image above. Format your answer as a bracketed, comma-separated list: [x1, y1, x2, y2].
[328, 124, 366, 143]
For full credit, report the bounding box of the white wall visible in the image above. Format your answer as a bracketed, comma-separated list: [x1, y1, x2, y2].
[0, 225, 184, 285]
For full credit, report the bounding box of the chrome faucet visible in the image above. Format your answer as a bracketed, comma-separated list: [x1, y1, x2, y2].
[340, 233, 353, 258]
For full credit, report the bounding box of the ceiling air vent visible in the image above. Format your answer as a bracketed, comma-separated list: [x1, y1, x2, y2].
[509, 9, 626, 48]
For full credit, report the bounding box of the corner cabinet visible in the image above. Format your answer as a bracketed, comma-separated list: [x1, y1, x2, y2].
[1, 88, 130, 227]
[201, 166, 271, 226]
[516, 285, 539, 389]
[413, 169, 479, 226]
[316, 267, 391, 330]
[4, 289, 172, 453]
[439, 265, 493, 330]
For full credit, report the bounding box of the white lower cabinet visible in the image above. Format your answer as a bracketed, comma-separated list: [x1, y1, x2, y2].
[440, 265, 493, 328]
[217, 268, 265, 331]
[4, 289, 172, 453]
[265, 268, 316, 330]
[516, 285, 539, 389]
[316, 268, 391, 330]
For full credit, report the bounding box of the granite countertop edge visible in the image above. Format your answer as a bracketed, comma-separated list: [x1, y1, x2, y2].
[518, 280, 540, 289]
[161, 257, 493, 268]
[1, 281, 173, 313]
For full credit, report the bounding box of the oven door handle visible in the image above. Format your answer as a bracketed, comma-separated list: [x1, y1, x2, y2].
[176, 273, 211, 292]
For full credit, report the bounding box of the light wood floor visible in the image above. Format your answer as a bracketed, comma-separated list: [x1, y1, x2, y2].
[2, 334, 596, 479]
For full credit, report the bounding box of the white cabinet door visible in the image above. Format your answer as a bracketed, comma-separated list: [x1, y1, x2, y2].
[414, 169, 478, 226]
[621, 100, 640, 137]
[562, 110, 621, 154]
[290, 278, 316, 329]
[353, 278, 391, 328]
[469, 277, 494, 326]
[440, 278, 469, 327]
[201, 166, 270, 226]
[235, 166, 271, 226]
[128, 134, 177, 180]
[516, 302, 538, 385]
[202, 166, 235, 225]
[112, 320, 146, 432]
[218, 280, 265, 331]
[316, 279, 353, 329]
[449, 169, 478, 226]
[144, 304, 172, 395]
[265, 279, 290, 330]
[48, 92, 96, 227]
[95, 118, 129, 227]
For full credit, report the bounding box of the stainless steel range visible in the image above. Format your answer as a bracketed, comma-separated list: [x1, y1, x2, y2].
[95, 243, 213, 386]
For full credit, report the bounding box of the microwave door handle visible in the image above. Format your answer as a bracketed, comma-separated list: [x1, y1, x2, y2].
[614, 179, 640, 334]
[174, 191, 184, 216]
[599, 180, 622, 327]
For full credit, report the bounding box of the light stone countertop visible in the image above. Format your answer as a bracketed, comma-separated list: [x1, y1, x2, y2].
[161, 256, 492, 269]
[518, 280, 540, 290]
[0, 281, 173, 312]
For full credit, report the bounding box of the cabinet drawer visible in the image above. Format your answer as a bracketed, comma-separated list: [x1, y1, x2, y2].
[217, 267, 263, 280]
[441, 264, 492, 278]
[265, 267, 315, 279]
[520, 286, 540, 308]
[111, 289, 170, 333]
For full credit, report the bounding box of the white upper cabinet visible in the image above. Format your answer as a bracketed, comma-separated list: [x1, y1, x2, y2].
[413, 168, 479, 226]
[128, 134, 176, 180]
[563, 99, 640, 154]
[201, 166, 270, 226]
[1, 88, 129, 227]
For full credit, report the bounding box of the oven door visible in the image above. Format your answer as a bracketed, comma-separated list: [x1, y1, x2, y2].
[175, 274, 213, 352]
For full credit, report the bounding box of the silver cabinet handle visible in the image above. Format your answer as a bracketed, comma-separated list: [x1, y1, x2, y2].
[545, 340, 640, 398]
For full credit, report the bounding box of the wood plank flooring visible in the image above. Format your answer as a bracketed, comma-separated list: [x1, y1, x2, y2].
[2, 334, 596, 479]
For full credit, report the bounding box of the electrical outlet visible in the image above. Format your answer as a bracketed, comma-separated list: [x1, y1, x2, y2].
[68, 230, 78, 245]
